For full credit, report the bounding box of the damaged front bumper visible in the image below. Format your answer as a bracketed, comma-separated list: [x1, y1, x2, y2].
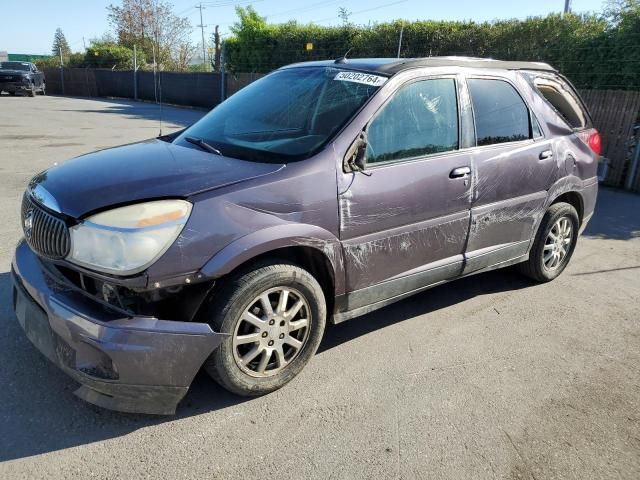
[0, 81, 31, 93]
[11, 240, 226, 415]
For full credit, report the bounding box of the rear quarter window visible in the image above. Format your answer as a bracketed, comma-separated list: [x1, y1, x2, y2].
[532, 75, 589, 130]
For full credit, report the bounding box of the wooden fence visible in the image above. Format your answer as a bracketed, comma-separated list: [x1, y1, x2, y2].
[579, 90, 640, 191]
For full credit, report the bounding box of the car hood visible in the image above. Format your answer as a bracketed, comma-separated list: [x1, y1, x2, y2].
[30, 139, 285, 218]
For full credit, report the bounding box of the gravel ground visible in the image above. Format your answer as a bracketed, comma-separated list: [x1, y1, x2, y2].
[0, 95, 639, 479]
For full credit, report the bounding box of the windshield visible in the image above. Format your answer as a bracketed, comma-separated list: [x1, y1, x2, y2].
[175, 67, 385, 162]
[0, 62, 31, 71]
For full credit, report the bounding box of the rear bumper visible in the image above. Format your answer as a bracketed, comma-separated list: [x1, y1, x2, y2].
[11, 240, 227, 415]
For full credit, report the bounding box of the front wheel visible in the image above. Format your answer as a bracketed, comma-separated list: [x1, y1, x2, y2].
[203, 262, 326, 396]
[518, 202, 579, 282]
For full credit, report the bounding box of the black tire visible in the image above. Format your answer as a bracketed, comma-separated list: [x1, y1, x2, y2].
[8, 91, 16, 96]
[203, 261, 326, 396]
[518, 202, 579, 282]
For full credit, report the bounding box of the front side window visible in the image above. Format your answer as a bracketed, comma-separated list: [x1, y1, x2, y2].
[468, 78, 530, 146]
[366, 78, 459, 164]
[176, 67, 383, 162]
[0, 61, 31, 71]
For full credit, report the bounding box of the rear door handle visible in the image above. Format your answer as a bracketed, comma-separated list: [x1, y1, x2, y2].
[539, 150, 553, 160]
[449, 166, 471, 178]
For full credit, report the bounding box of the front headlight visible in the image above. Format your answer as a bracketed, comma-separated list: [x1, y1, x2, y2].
[68, 200, 192, 275]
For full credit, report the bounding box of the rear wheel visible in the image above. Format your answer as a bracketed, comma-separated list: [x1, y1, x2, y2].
[203, 262, 326, 396]
[518, 202, 579, 282]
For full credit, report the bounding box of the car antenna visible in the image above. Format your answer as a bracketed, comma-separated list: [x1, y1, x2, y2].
[158, 67, 163, 137]
[334, 48, 353, 64]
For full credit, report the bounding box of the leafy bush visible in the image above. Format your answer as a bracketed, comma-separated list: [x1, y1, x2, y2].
[224, 6, 640, 89]
[83, 42, 138, 69]
[34, 57, 61, 69]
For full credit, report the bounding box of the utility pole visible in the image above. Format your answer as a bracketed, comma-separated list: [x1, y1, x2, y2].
[397, 25, 404, 58]
[196, 3, 207, 71]
[563, 0, 571, 16]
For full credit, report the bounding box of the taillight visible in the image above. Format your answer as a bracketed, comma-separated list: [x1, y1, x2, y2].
[577, 128, 602, 156]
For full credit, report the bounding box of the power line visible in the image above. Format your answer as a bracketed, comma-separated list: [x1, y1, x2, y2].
[202, 0, 266, 7]
[313, 0, 409, 24]
[267, 0, 343, 20]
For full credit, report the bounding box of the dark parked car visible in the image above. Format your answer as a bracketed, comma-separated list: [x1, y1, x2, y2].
[12, 57, 599, 414]
[0, 61, 45, 96]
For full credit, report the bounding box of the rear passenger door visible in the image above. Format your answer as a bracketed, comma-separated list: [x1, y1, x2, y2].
[463, 76, 559, 273]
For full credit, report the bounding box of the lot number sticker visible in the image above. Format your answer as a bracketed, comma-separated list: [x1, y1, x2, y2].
[334, 71, 387, 86]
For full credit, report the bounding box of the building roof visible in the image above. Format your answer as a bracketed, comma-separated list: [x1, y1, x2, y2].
[282, 56, 555, 75]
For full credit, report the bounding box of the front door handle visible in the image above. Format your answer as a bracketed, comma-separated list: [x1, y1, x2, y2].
[449, 166, 471, 178]
[539, 149, 554, 160]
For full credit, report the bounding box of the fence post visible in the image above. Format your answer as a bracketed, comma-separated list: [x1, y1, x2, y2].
[220, 40, 226, 102]
[625, 137, 640, 190]
[59, 47, 65, 95]
[133, 45, 138, 100]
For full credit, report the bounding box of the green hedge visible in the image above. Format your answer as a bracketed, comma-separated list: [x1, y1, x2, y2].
[224, 8, 640, 90]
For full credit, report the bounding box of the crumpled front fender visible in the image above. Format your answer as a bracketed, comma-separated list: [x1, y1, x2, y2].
[199, 223, 346, 296]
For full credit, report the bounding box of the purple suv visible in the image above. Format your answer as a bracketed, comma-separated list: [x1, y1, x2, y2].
[12, 57, 600, 414]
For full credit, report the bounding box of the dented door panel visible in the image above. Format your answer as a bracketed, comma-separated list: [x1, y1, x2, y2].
[464, 141, 558, 272]
[339, 150, 473, 292]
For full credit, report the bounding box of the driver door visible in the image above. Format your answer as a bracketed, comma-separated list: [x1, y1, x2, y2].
[338, 76, 473, 310]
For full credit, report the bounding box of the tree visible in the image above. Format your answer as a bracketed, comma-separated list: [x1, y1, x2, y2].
[51, 28, 71, 61]
[338, 7, 352, 27]
[107, 0, 194, 71]
[212, 25, 221, 71]
[604, 0, 640, 24]
[230, 6, 268, 39]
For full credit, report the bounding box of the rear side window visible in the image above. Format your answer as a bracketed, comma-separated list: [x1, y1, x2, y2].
[468, 78, 530, 146]
[533, 76, 588, 129]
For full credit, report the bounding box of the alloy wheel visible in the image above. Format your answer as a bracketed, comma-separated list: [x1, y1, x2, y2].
[543, 217, 573, 270]
[232, 287, 311, 377]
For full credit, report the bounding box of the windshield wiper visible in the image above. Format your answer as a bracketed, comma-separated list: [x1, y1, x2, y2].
[184, 136, 223, 156]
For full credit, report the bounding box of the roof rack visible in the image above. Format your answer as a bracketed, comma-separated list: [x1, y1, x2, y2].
[282, 56, 556, 75]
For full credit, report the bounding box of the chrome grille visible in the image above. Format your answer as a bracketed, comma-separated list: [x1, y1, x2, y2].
[21, 193, 70, 260]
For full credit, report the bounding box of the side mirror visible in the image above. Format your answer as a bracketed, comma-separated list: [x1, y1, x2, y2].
[343, 130, 369, 174]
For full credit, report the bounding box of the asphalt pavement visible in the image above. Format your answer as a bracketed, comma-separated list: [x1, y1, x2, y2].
[0, 95, 638, 479]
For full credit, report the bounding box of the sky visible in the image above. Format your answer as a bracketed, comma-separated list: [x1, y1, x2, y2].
[0, 0, 607, 55]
